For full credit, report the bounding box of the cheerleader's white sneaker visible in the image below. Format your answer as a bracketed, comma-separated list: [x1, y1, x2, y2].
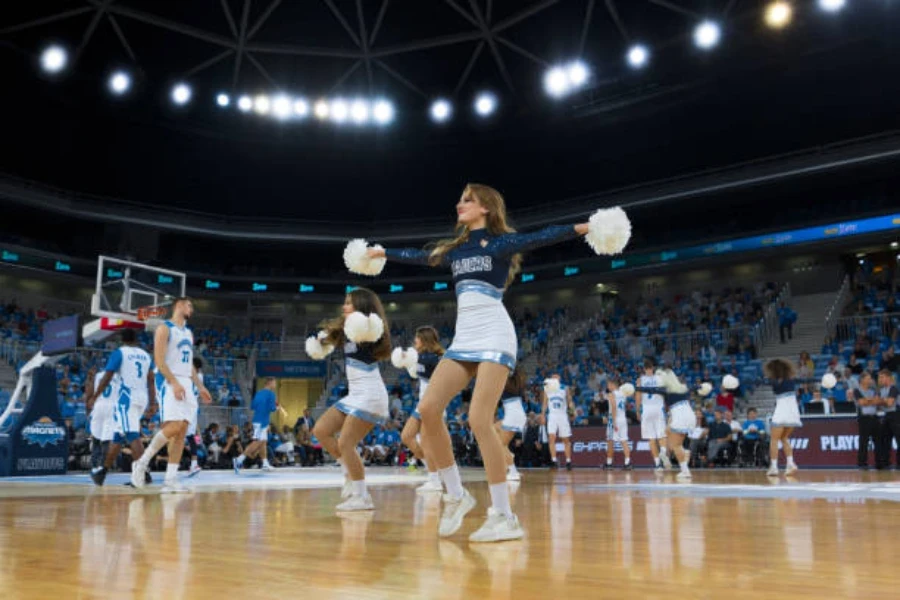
[469, 508, 524, 543]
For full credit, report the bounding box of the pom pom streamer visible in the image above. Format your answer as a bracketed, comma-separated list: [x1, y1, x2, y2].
[585, 207, 632, 256]
[343, 239, 386, 276]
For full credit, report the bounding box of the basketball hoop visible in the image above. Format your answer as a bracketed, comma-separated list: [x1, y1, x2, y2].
[136, 305, 169, 322]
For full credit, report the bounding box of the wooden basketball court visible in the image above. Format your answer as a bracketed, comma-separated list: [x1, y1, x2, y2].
[1, 468, 897, 599]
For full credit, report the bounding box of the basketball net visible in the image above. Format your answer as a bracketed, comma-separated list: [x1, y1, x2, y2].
[135, 305, 169, 331]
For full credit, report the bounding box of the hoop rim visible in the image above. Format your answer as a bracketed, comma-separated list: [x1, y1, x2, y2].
[136, 305, 170, 322]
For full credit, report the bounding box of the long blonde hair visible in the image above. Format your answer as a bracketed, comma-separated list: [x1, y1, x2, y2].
[428, 183, 522, 289]
[415, 326, 445, 355]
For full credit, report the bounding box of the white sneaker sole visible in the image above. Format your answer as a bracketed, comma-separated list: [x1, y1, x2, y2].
[506, 474, 521, 482]
[416, 485, 443, 494]
[160, 486, 192, 494]
[469, 527, 525, 543]
[785, 465, 798, 475]
[439, 492, 476, 537]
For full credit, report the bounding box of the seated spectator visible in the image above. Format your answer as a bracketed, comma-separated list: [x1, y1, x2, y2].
[810, 389, 834, 415]
[707, 409, 733, 465]
[203, 423, 222, 465]
[725, 410, 742, 443]
[295, 422, 315, 466]
[273, 426, 295, 465]
[688, 411, 708, 467]
[221, 425, 243, 464]
[716, 386, 735, 413]
[797, 351, 814, 380]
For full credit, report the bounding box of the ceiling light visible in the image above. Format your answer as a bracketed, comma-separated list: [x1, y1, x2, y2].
[627, 44, 649, 68]
[216, 93, 230, 107]
[171, 83, 192, 105]
[430, 98, 452, 123]
[109, 71, 131, 95]
[694, 20, 721, 50]
[474, 92, 497, 116]
[237, 95, 252, 112]
[372, 99, 394, 124]
[765, 2, 793, 29]
[40, 45, 67, 74]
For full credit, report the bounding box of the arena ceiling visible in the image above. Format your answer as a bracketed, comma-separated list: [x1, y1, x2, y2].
[2, 1, 899, 232]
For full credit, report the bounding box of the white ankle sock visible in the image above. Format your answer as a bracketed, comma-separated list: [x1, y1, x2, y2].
[508, 464, 519, 476]
[190, 459, 198, 468]
[165, 462, 179, 482]
[787, 456, 796, 467]
[139, 432, 169, 467]
[236, 454, 245, 466]
[489, 482, 513, 518]
[439, 464, 464, 498]
[624, 457, 631, 465]
[428, 471, 441, 484]
[606, 458, 613, 465]
[351, 479, 367, 497]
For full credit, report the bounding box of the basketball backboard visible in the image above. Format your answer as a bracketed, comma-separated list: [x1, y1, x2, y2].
[91, 256, 186, 322]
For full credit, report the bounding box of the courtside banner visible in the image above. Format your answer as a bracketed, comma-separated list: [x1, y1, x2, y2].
[570, 417, 890, 468]
[255, 361, 326, 379]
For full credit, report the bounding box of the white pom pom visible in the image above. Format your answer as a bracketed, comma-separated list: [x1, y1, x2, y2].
[366, 313, 385, 343]
[343, 238, 386, 276]
[619, 383, 635, 397]
[698, 382, 713, 397]
[585, 206, 632, 255]
[391, 347, 406, 369]
[343, 312, 371, 342]
[544, 378, 561, 393]
[403, 347, 418, 369]
[722, 374, 740, 390]
[821, 373, 837, 390]
[305, 333, 334, 360]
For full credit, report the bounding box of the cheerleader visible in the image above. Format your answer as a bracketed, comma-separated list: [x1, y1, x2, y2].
[765, 359, 801, 476]
[306, 288, 392, 511]
[604, 379, 632, 470]
[396, 326, 445, 493]
[658, 370, 695, 481]
[494, 366, 527, 482]
[344, 183, 631, 542]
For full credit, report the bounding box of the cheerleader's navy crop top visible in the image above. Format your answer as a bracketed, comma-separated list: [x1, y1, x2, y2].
[385, 226, 579, 291]
[417, 352, 441, 381]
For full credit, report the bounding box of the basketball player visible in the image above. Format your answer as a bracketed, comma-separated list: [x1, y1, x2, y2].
[542, 374, 574, 470]
[635, 359, 671, 471]
[604, 379, 632, 470]
[185, 356, 204, 478]
[495, 367, 527, 481]
[130, 298, 212, 492]
[234, 377, 280, 473]
[86, 367, 119, 480]
[89, 329, 155, 486]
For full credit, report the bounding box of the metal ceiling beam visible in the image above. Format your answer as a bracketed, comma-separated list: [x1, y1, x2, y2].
[219, 0, 239, 38]
[74, 3, 110, 64]
[184, 48, 235, 78]
[491, 0, 561, 34]
[356, 0, 373, 92]
[468, 0, 515, 95]
[605, 0, 629, 42]
[242, 42, 361, 58]
[106, 14, 136, 63]
[648, 0, 700, 20]
[247, 0, 283, 40]
[323, 0, 361, 48]
[368, 0, 390, 47]
[232, 0, 251, 89]
[454, 40, 484, 96]
[100, 3, 236, 48]
[0, 6, 93, 35]
[496, 37, 547, 67]
[443, 0, 481, 28]
[245, 52, 279, 88]
[578, 0, 596, 55]
[486, 0, 493, 24]
[328, 60, 362, 94]
[369, 31, 482, 58]
[374, 60, 427, 98]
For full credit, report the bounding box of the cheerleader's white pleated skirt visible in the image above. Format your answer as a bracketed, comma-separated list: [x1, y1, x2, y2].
[444, 280, 517, 370]
[333, 358, 389, 425]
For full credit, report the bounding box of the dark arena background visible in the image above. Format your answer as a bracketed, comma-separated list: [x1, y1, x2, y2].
[1, 1, 899, 598]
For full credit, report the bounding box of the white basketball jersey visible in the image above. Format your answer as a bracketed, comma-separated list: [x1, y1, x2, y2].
[547, 386, 568, 416]
[613, 390, 627, 422]
[162, 320, 194, 377]
[639, 374, 664, 406]
[112, 346, 153, 401]
[94, 372, 118, 404]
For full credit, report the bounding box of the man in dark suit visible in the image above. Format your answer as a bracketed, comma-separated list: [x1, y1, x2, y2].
[294, 408, 315, 435]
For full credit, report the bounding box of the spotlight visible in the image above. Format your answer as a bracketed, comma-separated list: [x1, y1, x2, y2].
[216, 93, 230, 107]
[272, 95, 292, 119]
[567, 61, 589, 87]
[293, 98, 309, 118]
[765, 1, 793, 29]
[890, 241, 899, 249]
[237, 95, 253, 112]
[372, 99, 394, 125]
[40, 45, 67, 74]
[430, 98, 452, 123]
[474, 92, 497, 116]
[350, 99, 370, 124]
[627, 44, 649, 69]
[694, 20, 721, 50]
[330, 98, 349, 123]
[171, 83, 192, 105]
[314, 99, 329, 119]
[544, 67, 570, 98]
[109, 71, 131, 95]
[253, 94, 271, 115]
[818, 0, 846, 12]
